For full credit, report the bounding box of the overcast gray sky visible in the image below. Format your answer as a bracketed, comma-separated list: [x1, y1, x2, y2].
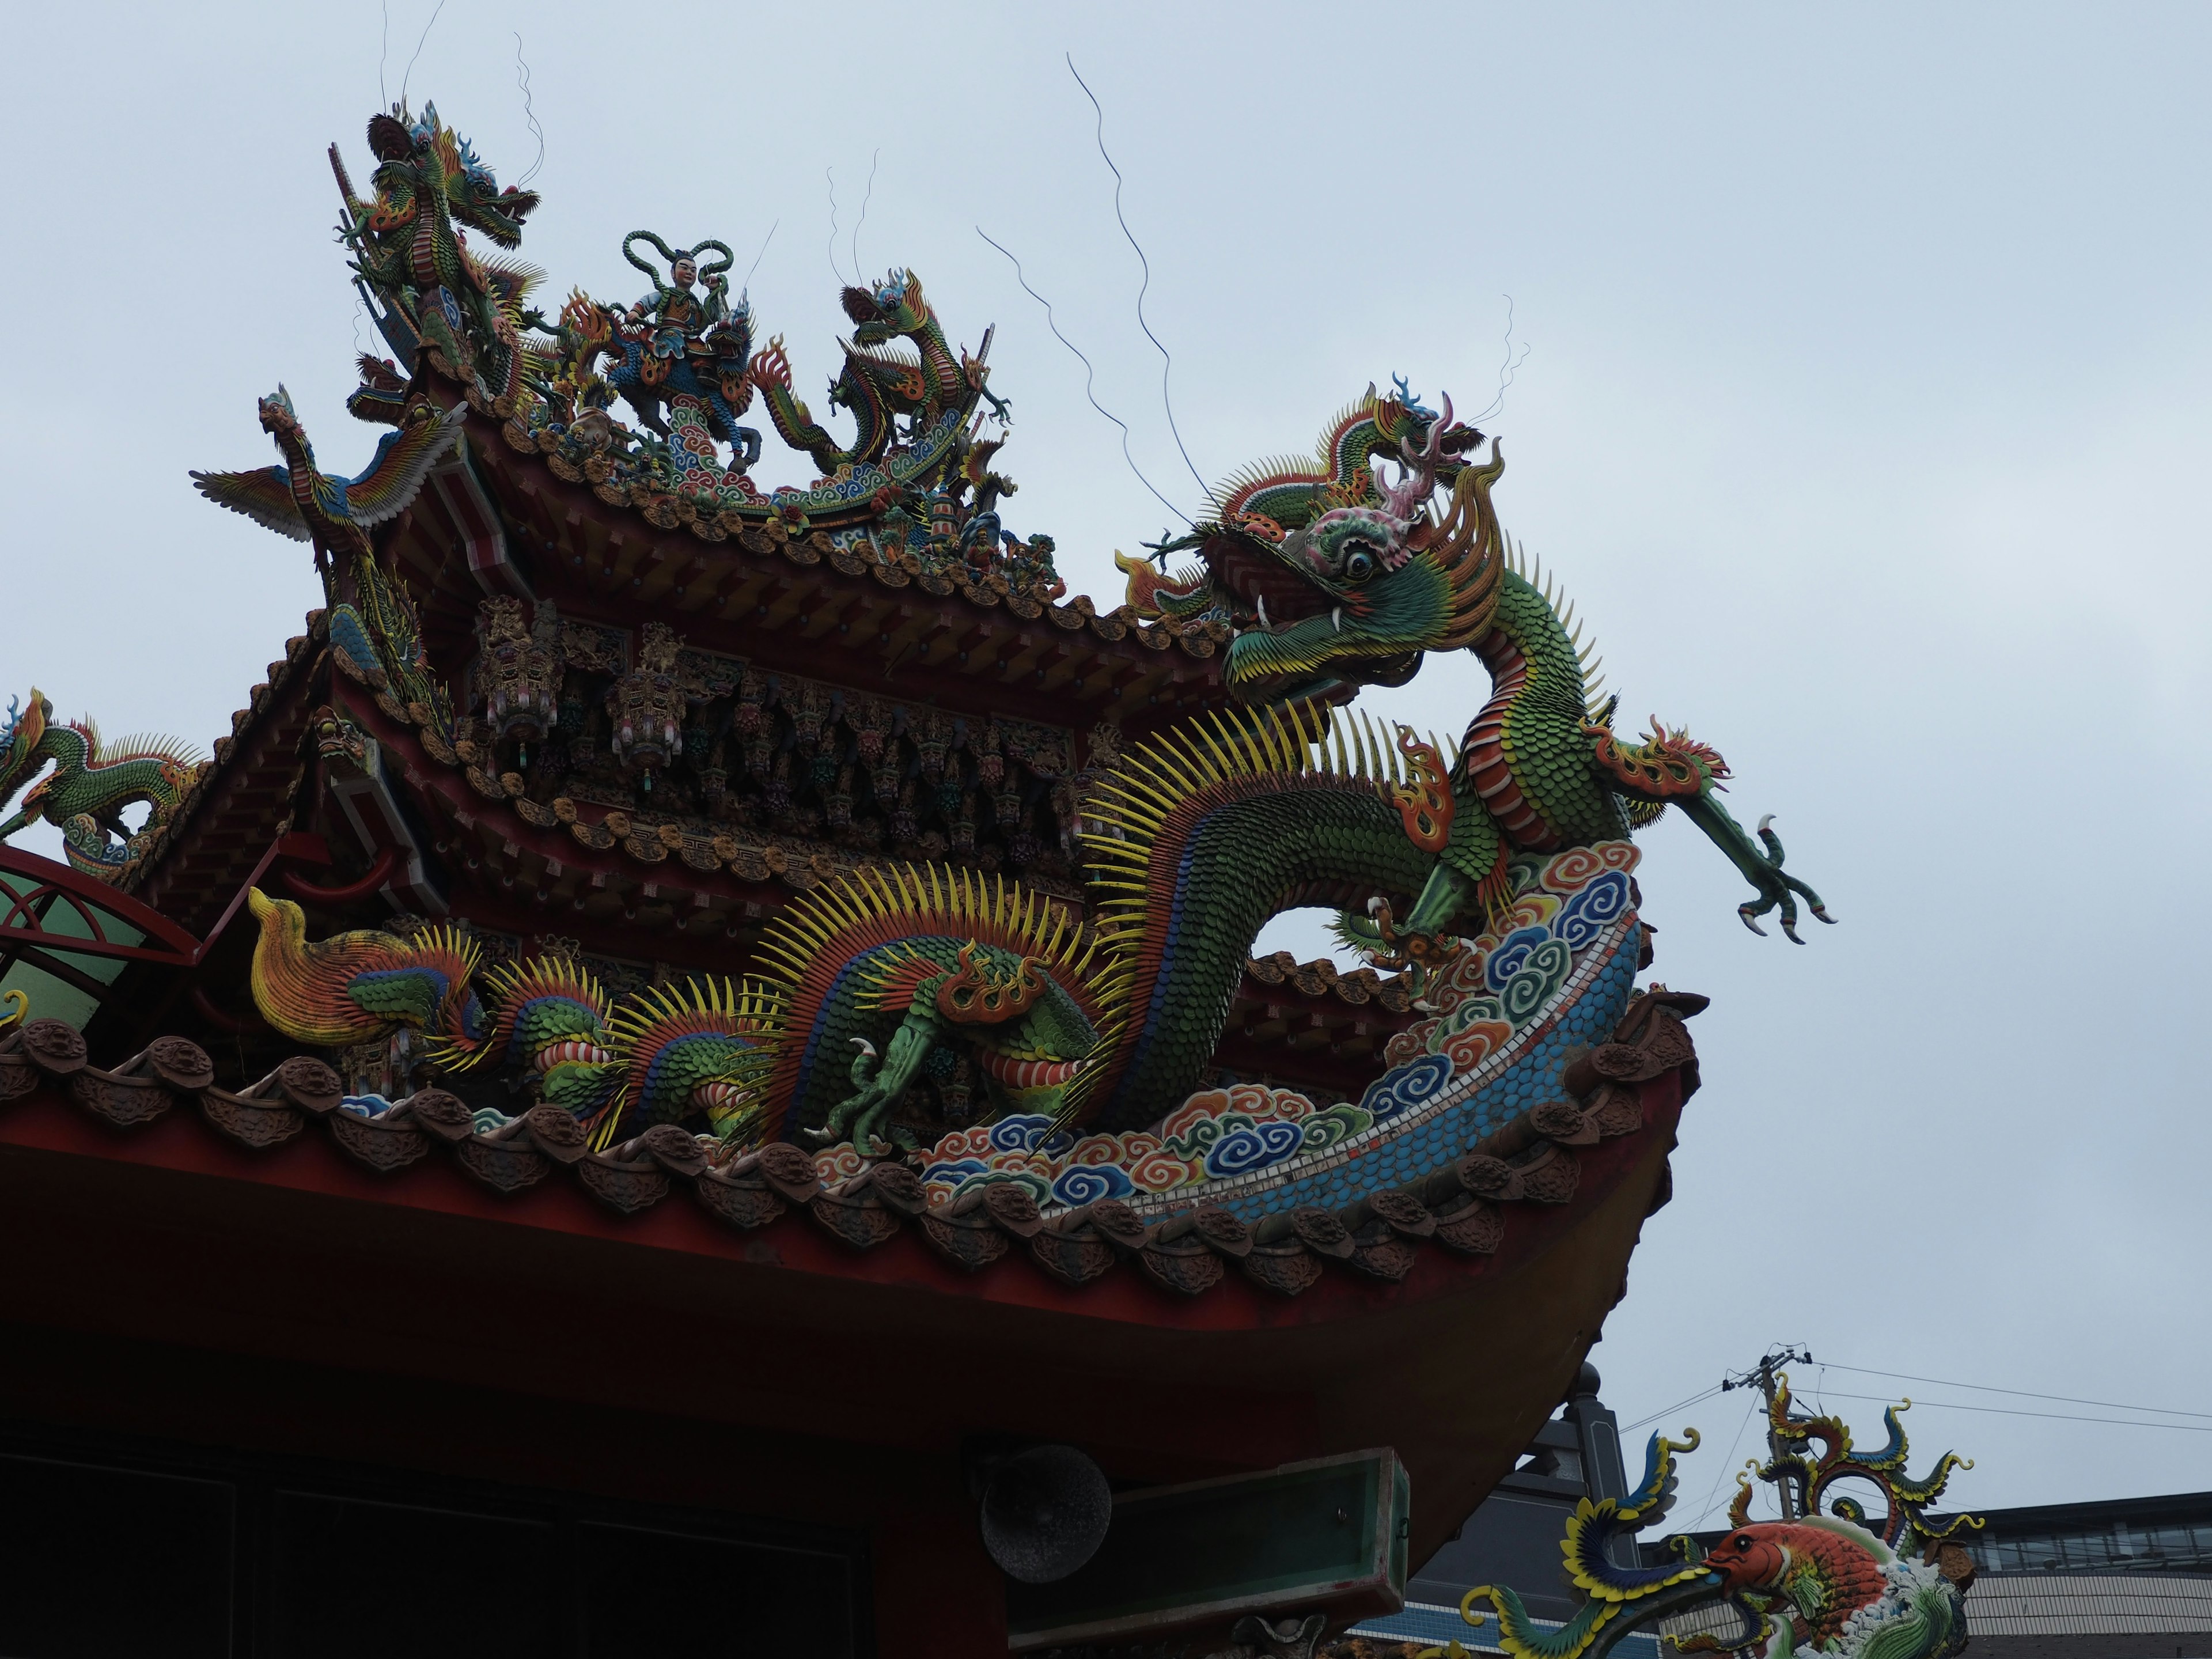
[5, 2, 2209, 1516]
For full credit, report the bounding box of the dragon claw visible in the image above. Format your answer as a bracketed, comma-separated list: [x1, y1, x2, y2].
[1711, 804, 1831, 944]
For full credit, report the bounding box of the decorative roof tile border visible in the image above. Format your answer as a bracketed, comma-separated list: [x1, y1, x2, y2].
[487, 431, 1230, 659]
[0, 987, 1699, 1300]
[1243, 952, 1415, 1012]
[117, 612, 328, 899]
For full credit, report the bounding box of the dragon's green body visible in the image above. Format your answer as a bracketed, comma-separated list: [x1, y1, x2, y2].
[757, 867, 1108, 1153]
[1081, 732, 1437, 1130]
[753, 268, 1007, 478]
[1140, 385, 1831, 950]
[0, 692, 204, 880]
[331, 103, 543, 409]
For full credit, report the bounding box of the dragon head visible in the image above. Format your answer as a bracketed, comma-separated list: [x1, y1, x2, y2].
[310, 704, 373, 778]
[1142, 388, 1501, 702]
[841, 268, 931, 347]
[0, 691, 50, 795]
[365, 103, 539, 249]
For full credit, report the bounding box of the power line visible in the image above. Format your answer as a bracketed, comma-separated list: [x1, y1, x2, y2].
[1686, 1397, 1760, 1532]
[1623, 1383, 1725, 1433]
[1818, 1362, 2212, 1424]
[1816, 1389, 2212, 1435]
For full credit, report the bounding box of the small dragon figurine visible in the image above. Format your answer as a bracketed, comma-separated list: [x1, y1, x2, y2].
[0, 692, 206, 881]
[752, 268, 1005, 476]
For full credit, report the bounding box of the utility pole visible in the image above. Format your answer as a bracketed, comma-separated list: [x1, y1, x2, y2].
[1721, 1343, 1813, 1520]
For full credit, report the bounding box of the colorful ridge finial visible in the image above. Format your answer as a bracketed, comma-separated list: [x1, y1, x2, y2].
[1453, 1382, 1978, 1659]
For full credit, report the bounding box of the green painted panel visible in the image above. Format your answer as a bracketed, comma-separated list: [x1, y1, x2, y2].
[1005, 1449, 1408, 1649]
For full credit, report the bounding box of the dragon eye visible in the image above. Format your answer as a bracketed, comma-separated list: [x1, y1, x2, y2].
[1342, 543, 1377, 581]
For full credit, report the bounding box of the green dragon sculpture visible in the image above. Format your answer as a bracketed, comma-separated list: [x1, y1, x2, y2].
[1134, 385, 1833, 949]
[330, 102, 544, 412]
[752, 269, 1008, 478]
[0, 692, 206, 881]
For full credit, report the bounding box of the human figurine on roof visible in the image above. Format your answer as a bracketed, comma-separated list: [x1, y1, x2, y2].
[622, 233, 738, 382]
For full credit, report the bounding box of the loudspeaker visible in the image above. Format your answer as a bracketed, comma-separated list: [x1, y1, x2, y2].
[978, 1443, 1113, 1585]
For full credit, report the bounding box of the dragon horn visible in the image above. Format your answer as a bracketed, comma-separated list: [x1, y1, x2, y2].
[1378, 391, 1452, 522]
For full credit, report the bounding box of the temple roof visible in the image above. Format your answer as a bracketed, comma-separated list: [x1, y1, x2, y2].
[0, 984, 1695, 1299]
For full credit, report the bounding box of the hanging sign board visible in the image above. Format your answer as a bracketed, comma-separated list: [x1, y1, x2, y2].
[1003, 1447, 1409, 1650]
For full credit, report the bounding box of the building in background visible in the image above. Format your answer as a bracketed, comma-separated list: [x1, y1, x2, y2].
[1946, 1488, 2212, 1659]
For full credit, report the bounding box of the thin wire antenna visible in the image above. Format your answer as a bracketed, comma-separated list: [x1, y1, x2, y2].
[977, 226, 1194, 529]
[825, 167, 845, 286]
[398, 0, 446, 109]
[742, 219, 779, 297]
[850, 149, 879, 282]
[1067, 56, 1209, 499]
[1470, 294, 1531, 426]
[378, 0, 390, 109]
[513, 33, 546, 188]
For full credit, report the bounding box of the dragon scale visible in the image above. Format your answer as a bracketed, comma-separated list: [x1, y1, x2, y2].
[1456, 566, 1630, 858]
[1083, 713, 1440, 1131]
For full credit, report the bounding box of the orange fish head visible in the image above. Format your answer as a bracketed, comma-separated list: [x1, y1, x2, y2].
[1703, 1527, 1791, 1592]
